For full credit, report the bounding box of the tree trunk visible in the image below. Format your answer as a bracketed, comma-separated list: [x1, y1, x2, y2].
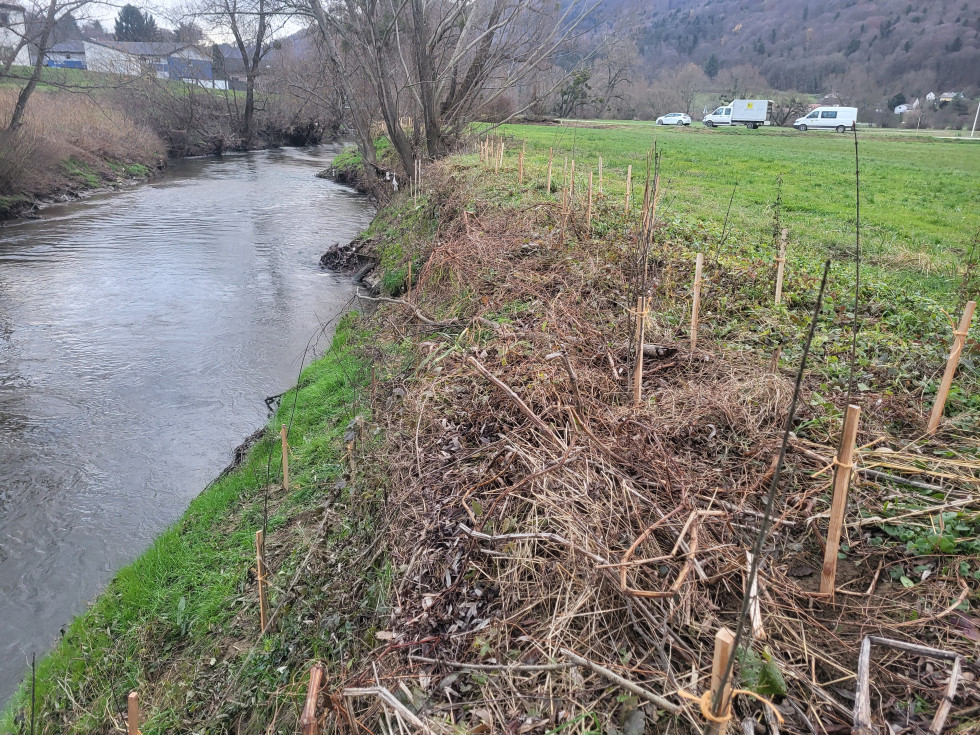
[7, 0, 58, 133]
[411, 0, 442, 158]
[308, 0, 378, 189]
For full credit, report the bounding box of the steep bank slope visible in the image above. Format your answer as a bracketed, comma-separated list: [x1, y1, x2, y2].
[5, 133, 978, 734]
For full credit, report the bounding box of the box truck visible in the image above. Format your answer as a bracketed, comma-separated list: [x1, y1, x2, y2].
[703, 99, 773, 129]
[793, 107, 859, 132]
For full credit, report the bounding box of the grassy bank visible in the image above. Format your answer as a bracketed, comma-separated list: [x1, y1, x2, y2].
[1, 320, 392, 733]
[6, 123, 979, 734]
[0, 88, 165, 218]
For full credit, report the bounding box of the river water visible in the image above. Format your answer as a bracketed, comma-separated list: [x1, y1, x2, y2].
[0, 146, 374, 702]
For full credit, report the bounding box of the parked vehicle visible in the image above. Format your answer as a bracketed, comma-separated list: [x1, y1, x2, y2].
[793, 106, 858, 132]
[656, 112, 691, 126]
[703, 99, 773, 129]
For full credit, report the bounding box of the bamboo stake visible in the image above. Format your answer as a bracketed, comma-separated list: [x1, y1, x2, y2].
[624, 164, 632, 215]
[775, 228, 788, 305]
[519, 141, 525, 184]
[643, 155, 661, 239]
[128, 691, 139, 735]
[569, 159, 575, 199]
[547, 148, 553, 193]
[495, 142, 503, 174]
[745, 551, 765, 641]
[598, 155, 603, 193]
[300, 664, 325, 735]
[690, 253, 704, 351]
[927, 300, 975, 434]
[562, 157, 569, 211]
[709, 627, 736, 735]
[633, 296, 646, 406]
[281, 424, 289, 491]
[256, 529, 269, 633]
[820, 404, 861, 597]
[587, 171, 593, 230]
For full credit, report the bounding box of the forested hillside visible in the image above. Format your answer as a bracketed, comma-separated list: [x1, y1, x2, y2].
[631, 0, 978, 95]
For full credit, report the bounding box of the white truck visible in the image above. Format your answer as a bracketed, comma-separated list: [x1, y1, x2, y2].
[703, 99, 773, 129]
[793, 106, 859, 132]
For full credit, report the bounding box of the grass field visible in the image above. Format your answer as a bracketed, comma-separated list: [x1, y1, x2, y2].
[493, 122, 980, 303]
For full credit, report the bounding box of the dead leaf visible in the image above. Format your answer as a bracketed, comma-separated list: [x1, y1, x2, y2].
[951, 612, 980, 642]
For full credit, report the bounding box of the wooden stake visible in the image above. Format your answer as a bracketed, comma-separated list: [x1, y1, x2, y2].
[598, 155, 603, 193]
[256, 529, 269, 633]
[775, 228, 788, 305]
[709, 627, 736, 735]
[569, 159, 575, 199]
[820, 404, 861, 597]
[690, 253, 704, 351]
[281, 423, 289, 491]
[300, 664, 325, 735]
[519, 141, 525, 184]
[587, 171, 593, 230]
[927, 300, 975, 434]
[633, 296, 646, 406]
[547, 148, 553, 193]
[128, 691, 139, 735]
[624, 164, 632, 215]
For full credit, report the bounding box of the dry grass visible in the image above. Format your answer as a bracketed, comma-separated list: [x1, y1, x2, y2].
[323, 157, 980, 735]
[0, 88, 164, 198]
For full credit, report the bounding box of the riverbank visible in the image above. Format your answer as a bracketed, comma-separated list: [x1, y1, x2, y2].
[0, 87, 166, 221]
[4, 129, 979, 733]
[0, 80, 334, 222]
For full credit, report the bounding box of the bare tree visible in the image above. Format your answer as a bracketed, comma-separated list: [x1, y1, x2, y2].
[2, 0, 91, 132]
[296, 0, 604, 177]
[194, 0, 287, 146]
[771, 94, 811, 126]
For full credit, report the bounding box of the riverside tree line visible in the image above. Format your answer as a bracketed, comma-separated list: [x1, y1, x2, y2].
[1, 0, 977, 198]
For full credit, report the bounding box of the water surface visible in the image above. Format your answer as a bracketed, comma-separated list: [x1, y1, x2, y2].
[0, 146, 374, 701]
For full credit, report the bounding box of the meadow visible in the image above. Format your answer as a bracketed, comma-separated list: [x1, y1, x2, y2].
[496, 122, 980, 303]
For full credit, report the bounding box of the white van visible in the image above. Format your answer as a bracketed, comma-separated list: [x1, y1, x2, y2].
[793, 107, 858, 132]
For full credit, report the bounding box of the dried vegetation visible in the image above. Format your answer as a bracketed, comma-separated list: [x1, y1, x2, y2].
[325, 153, 980, 735]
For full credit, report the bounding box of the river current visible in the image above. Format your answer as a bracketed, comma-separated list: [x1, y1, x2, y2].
[0, 145, 374, 702]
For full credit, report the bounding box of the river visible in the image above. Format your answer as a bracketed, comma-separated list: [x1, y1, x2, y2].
[0, 145, 374, 703]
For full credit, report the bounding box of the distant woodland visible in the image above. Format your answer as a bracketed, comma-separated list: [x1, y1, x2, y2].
[575, 0, 979, 124]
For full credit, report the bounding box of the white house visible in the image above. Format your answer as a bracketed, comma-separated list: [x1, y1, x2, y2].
[83, 40, 213, 83]
[0, 2, 31, 66]
[45, 40, 87, 69]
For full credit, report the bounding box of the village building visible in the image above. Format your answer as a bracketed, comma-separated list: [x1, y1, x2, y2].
[0, 1, 31, 66]
[82, 40, 221, 86]
[45, 40, 87, 69]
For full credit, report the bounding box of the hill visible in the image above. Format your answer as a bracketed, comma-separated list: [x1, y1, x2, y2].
[627, 0, 979, 99]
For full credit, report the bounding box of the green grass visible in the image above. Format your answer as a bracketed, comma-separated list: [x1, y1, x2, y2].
[61, 157, 101, 188]
[1, 318, 387, 733]
[494, 122, 980, 303]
